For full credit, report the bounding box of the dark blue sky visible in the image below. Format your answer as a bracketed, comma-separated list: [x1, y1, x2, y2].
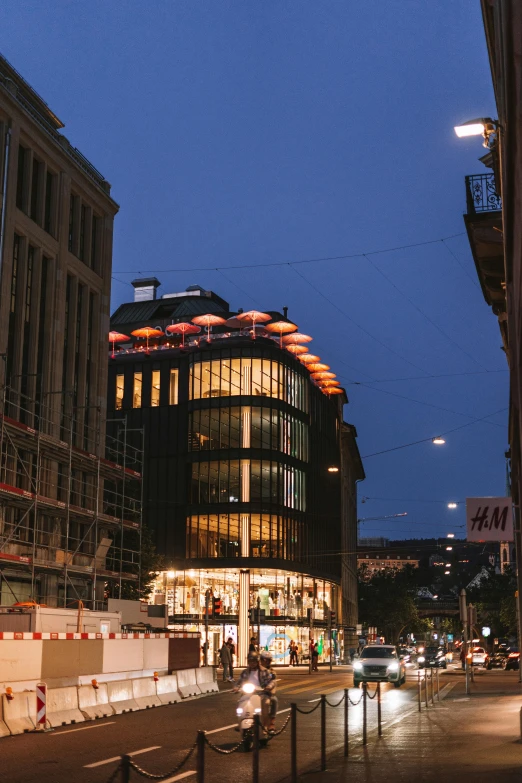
[2, 1, 506, 540]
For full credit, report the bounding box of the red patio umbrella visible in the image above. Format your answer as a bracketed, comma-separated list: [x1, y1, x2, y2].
[236, 310, 272, 339]
[131, 326, 163, 353]
[304, 362, 330, 373]
[265, 320, 298, 347]
[282, 333, 312, 346]
[285, 344, 309, 355]
[191, 314, 226, 341]
[322, 386, 344, 395]
[166, 322, 201, 348]
[108, 331, 129, 359]
[316, 379, 341, 387]
[298, 353, 321, 364]
[310, 371, 336, 381]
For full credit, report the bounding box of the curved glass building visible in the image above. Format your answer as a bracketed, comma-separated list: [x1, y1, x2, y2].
[108, 283, 364, 665]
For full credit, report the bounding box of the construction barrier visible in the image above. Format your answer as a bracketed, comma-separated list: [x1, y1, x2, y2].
[132, 677, 162, 709]
[156, 673, 181, 705]
[177, 668, 201, 699]
[78, 683, 114, 720]
[46, 686, 85, 727]
[196, 666, 219, 695]
[0, 695, 10, 738]
[2, 691, 36, 735]
[107, 679, 139, 714]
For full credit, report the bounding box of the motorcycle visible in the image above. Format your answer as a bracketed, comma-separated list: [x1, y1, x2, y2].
[234, 681, 271, 751]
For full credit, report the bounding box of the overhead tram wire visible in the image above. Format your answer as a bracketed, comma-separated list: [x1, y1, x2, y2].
[441, 239, 482, 291]
[362, 405, 508, 459]
[343, 377, 506, 428]
[362, 496, 465, 504]
[363, 253, 490, 371]
[111, 232, 467, 277]
[289, 265, 432, 377]
[346, 369, 507, 384]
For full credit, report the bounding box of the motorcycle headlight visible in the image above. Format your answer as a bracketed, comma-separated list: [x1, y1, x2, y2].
[236, 707, 244, 715]
[387, 662, 399, 672]
[242, 683, 256, 694]
[353, 661, 363, 670]
[254, 708, 262, 713]
[417, 656, 425, 663]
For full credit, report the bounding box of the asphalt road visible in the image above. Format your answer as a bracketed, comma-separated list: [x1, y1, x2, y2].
[0, 668, 428, 783]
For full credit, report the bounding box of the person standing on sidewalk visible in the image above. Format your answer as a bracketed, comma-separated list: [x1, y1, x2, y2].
[219, 640, 233, 681]
[312, 642, 319, 671]
[226, 637, 235, 679]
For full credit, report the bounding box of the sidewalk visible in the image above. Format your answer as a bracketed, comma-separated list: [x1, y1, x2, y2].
[279, 672, 522, 783]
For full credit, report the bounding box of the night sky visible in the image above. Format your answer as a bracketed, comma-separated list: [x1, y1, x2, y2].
[1, 2, 506, 541]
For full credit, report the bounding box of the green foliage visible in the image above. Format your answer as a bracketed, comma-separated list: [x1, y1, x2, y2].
[118, 525, 165, 601]
[358, 564, 423, 643]
[466, 568, 517, 638]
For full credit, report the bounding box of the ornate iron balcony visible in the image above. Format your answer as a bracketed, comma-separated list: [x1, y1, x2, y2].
[465, 173, 501, 214]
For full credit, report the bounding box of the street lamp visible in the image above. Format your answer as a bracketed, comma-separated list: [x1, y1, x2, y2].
[327, 466, 339, 473]
[445, 563, 451, 568]
[432, 437, 446, 445]
[446, 546, 453, 551]
[444, 570, 450, 575]
[454, 117, 498, 148]
[447, 533, 455, 539]
[447, 503, 458, 509]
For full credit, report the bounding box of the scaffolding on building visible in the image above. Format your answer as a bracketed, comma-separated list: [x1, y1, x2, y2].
[0, 384, 143, 609]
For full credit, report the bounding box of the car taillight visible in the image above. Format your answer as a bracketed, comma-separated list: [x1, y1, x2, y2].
[508, 652, 520, 658]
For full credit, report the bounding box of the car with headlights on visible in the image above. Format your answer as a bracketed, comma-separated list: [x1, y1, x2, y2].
[417, 646, 447, 669]
[353, 645, 406, 688]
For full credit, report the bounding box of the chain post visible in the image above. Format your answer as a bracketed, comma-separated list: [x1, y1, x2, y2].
[424, 669, 429, 708]
[430, 668, 434, 705]
[291, 703, 297, 783]
[252, 714, 260, 783]
[437, 667, 440, 702]
[344, 689, 349, 757]
[377, 681, 382, 736]
[362, 682, 367, 746]
[120, 755, 131, 783]
[197, 730, 205, 783]
[320, 694, 326, 771]
[417, 669, 421, 712]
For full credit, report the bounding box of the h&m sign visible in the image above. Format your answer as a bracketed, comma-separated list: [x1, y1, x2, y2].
[466, 497, 513, 542]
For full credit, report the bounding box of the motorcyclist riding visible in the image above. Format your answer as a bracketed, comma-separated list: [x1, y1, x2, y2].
[259, 650, 277, 732]
[235, 651, 273, 731]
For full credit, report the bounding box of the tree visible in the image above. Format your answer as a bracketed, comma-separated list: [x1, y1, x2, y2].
[466, 567, 517, 638]
[108, 526, 165, 602]
[358, 565, 423, 643]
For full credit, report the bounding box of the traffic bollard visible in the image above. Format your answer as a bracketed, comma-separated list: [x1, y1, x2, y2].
[120, 754, 131, 783]
[377, 681, 382, 737]
[291, 703, 297, 783]
[424, 669, 429, 708]
[196, 730, 205, 783]
[362, 682, 368, 746]
[417, 670, 421, 712]
[436, 667, 440, 702]
[320, 694, 326, 771]
[344, 689, 349, 757]
[430, 668, 434, 705]
[253, 714, 260, 783]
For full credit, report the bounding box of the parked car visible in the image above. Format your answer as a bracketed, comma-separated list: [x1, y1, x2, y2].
[353, 645, 406, 688]
[417, 646, 447, 669]
[504, 647, 520, 671]
[487, 651, 508, 670]
[471, 647, 489, 668]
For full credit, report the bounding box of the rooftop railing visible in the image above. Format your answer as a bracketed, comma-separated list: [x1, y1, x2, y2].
[465, 173, 501, 214]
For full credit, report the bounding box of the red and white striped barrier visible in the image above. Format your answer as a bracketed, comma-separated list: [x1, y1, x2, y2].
[0, 631, 200, 640]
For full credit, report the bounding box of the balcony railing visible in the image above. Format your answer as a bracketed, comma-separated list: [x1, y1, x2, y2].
[465, 173, 502, 214]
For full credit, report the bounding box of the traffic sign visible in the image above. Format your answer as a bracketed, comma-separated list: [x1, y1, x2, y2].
[36, 682, 46, 726]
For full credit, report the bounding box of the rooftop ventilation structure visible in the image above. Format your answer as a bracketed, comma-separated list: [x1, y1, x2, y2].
[131, 277, 161, 302]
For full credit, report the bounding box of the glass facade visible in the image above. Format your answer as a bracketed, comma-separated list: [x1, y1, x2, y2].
[189, 406, 308, 460]
[190, 459, 306, 510]
[189, 358, 308, 411]
[186, 513, 303, 559]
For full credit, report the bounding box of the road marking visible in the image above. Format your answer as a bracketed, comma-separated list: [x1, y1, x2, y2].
[308, 698, 321, 703]
[53, 721, 116, 735]
[84, 746, 161, 768]
[206, 723, 237, 735]
[161, 772, 196, 782]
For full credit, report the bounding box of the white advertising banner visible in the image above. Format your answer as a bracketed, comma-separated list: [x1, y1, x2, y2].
[466, 497, 514, 542]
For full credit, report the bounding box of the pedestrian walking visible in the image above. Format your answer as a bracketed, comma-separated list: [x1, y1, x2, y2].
[219, 640, 233, 681]
[226, 637, 235, 679]
[249, 636, 258, 653]
[289, 640, 298, 666]
[312, 642, 319, 672]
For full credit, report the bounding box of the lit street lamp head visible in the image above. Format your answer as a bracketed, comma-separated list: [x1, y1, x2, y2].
[327, 466, 339, 473]
[447, 502, 458, 509]
[432, 436, 446, 445]
[454, 117, 498, 148]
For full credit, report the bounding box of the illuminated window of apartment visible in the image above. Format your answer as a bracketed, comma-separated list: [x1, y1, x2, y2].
[133, 372, 142, 408]
[151, 370, 160, 407]
[169, 368, 179, 405]
[115, 374, 124, 410]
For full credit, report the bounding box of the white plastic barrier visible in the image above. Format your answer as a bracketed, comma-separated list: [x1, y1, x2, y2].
[0, 696, 10, 737]
[107, 680, 139, 714]
[2, 692, 36, 735]
[196, 666, 219, 694]
[176, 668, 201, 699]
[156, 674, 181, 705]
[46, 686, 85, 727]
[132, 678, 162, 709]
[78, 684, 114, 720]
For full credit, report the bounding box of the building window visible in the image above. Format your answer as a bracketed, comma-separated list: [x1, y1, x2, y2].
[169, 368, 179, 405]
[90, 215, 99, 270]
[30, 159, 41, 222]
[79, 204, 86, 261]
[44, 171, 55, 234]
[68, 195, 75, 252]
[133, 372, 142, 408]
[16, 145, 28, 210]
[115, 374, 124, 410]
[151, 370, 160, 407]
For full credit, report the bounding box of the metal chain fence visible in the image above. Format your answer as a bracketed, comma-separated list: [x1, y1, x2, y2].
[204, 735, 244, 755]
